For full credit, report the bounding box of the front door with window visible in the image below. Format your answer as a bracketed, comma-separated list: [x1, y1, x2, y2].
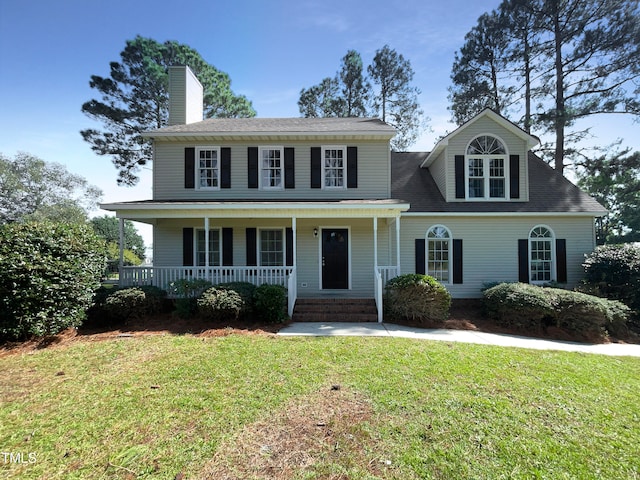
[322, 228, 349, 289]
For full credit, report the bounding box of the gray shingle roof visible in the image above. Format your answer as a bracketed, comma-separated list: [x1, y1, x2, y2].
[391, 152, 607, 214]
[145, 117, 396, 136]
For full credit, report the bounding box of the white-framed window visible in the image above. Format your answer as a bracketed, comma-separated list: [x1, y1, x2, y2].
[427, 225, 452, 283]
[197, 147, 220, 189]
[259, 229, 284, 266]
[195, 229, 221, 266]
[465, 135, 508, 200]
[322, 146, 346, 189]
[260, 146, 283, 189]
[529, 225, 555, 283]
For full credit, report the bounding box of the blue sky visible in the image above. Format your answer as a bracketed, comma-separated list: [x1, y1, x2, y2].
[1, 0, 637, 246]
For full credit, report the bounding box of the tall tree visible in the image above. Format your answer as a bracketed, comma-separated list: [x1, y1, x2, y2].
[449, 11, 514, 124]
[90, 215, 146, 261]
[368, 45, 426, 151]
[0, 152, 102, 224]
[449, 0, 640, 174]
[338, 50, 370, 117]
[81, 36, 256, 186]
[577, 147, 640, 243]
[298, 77, 343, 118]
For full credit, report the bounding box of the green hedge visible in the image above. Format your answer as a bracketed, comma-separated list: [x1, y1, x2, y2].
[385, 274, 451, 323]
[0, 221, 107, 341]
[483, 283, 631, 340]
[197, 287, 243, 322]
[254, 284, 287, 323]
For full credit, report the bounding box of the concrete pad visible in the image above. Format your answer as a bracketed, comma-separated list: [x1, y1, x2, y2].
[277, 322, 640, 357]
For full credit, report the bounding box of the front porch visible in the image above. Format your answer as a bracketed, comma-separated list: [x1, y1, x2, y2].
[117, 264, 399, 321]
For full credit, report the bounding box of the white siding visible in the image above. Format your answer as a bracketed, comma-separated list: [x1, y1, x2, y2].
[429, 150, 447, 199]
[400, 215, 596, 298]
[152, 140, 390, 200]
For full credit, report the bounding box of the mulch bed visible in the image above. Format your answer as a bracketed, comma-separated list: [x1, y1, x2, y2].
[1, 299, 637, 358]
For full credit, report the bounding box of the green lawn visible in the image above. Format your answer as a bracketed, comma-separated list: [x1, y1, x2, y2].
[1, 334, 639, 479]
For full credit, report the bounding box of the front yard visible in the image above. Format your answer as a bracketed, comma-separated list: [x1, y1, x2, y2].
[1, 333, 638, 479]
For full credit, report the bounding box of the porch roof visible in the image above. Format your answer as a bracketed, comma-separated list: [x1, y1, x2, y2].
[100, 198, 410, 222]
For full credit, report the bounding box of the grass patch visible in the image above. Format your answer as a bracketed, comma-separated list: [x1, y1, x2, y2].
[1, 335, 639, 479]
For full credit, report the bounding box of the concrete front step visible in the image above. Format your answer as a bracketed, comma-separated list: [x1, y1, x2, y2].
[292, 298, 378, 322]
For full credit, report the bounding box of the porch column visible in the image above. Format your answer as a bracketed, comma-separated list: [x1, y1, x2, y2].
[204, 217, 210, 267]
[373, 217, 378, 272]
[395, 215, 401, 276]
[291, 217, 297, 268]
[118, 217, 125, 270]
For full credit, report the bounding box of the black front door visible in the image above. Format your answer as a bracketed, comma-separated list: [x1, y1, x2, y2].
[322, 228, 349, 289]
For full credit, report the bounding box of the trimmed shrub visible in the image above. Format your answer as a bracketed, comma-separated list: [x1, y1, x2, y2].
[197, 287, 243, 322]
[0, 221, 107, 341]
[168, 278, 213, 319]
[385, 274, 451, 323]
[218, 282, 257, 318]
[138, 285, 170, 315]
[103, 288, 147, 321]
[483, 282, 631, 340]
[582, 243, 640, 316]
[254, 284, 287, 323]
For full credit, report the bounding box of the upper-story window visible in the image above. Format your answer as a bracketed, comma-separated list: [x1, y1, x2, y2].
[260, 147, 283, 189]
[197, 147, 220, 189]
[323, 146, 346, 188]
[466, 135, 507, 200]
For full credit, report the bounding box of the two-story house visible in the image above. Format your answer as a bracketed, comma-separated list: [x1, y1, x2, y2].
[102, 66, 607, 321]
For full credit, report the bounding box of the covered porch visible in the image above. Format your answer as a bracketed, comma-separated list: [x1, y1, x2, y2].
[101, 200, 410, 321]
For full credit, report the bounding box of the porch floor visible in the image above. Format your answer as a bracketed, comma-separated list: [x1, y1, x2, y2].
[292, 298, 377, 323]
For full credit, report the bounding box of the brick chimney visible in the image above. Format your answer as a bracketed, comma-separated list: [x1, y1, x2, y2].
[168, 65, 203, 126]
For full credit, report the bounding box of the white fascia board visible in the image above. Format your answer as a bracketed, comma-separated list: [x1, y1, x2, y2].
[401, 211, 605, 218]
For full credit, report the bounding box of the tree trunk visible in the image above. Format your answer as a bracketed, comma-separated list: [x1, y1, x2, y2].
[523, 29, 531, 133]
[553, 9, 565, 174]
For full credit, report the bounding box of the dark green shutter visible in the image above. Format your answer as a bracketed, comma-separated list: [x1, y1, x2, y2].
[347, 146, 358, 188]
[415, 239, 426, 275]
[246, 228, 257, 266]
[453, 239, 463, 284]
[284, 147, 295, 189]
[183, 228, 194, 266]
[311, 147, 321, 188]
[286, 227, 294, 266]
[221, 147, 231, 189]
[184, 148, 195, 189]
[518, 239, 529, 283]
[248, 147, 258, 188]
[510, 154, 520, 199]
[556, 239, 567, 283]
[222, 228, 233, 266]
[455, 155, 465, 199]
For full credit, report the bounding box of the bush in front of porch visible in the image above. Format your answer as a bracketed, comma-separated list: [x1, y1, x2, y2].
[384, 274, 452, 324]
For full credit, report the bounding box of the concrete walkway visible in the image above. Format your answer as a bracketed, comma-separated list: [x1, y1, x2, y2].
[278, 322, 640, 357]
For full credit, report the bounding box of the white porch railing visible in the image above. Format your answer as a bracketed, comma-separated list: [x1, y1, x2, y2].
[287, 268, 297, 317]
[120, 266, 294, 291]
[374, 266, 399, 323]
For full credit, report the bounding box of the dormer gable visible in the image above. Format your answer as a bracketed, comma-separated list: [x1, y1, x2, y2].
[421, 109, 539, 203]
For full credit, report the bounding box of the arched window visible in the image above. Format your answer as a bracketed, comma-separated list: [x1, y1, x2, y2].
[427, 225, 451, 283]
[529, 225, 555, 283]
[466, 135, 508, 200]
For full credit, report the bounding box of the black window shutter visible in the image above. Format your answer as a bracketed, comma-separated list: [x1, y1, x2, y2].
[246, 228, 257, 266]
[510, 154, 520, 199]
[415, 239, 426, 275]
[286, 227, 294, 266]
[556, 239, 567, 283]
[222, 228, 233, 266]
[183, 228, 194, 266]
[221, 147, 231, 189]
[310, 147, 321, 188]
[518, 239, 529, 283]
[453, 239, 463, 284]
[248, 147, 258, 188]
[185, 147, 195, 189]
[284, 147, 295, 189]
[347, 146, 358, 188]
[455, 155, 465, 199]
